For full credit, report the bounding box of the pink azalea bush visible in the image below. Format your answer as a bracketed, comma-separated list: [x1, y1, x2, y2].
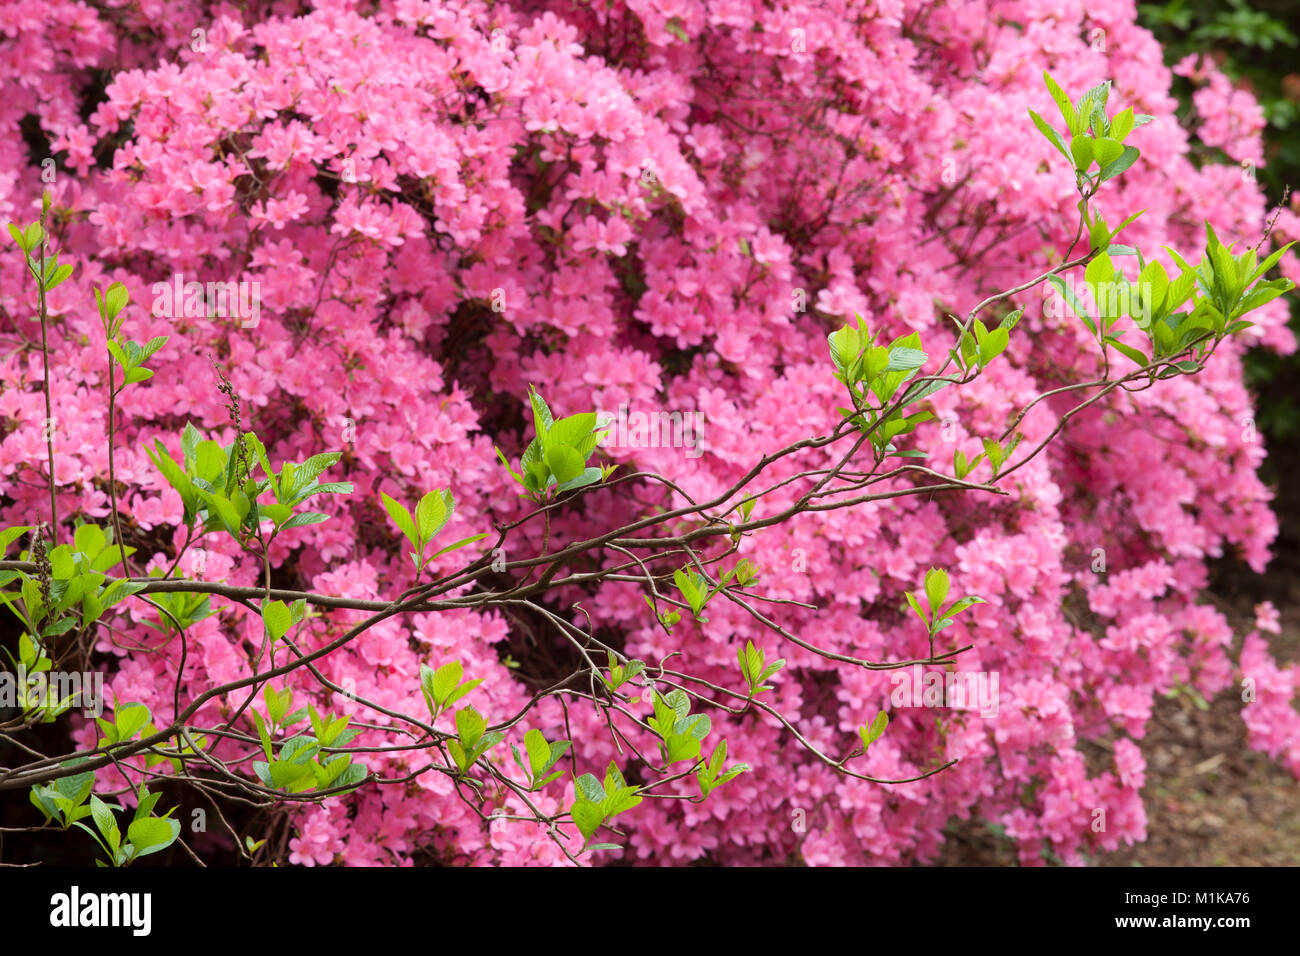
[2, 0, 1298, 866]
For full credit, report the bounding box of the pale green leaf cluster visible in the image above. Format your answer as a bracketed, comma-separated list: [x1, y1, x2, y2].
[828, 315, 946, 458]
[903, 567, 986, 637]
[496, 385, 609, 500]
[251, 686, 366, 794]
[380, 488, 486, 576]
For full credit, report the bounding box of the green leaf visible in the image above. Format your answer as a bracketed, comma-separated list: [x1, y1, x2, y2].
[937, 595, 986, 622]
[924, 568, 949, 613]
[1092, 137, 1124, 169]
[133, 788, 162, 821]
[1043, 72, 1076, 131]
[45, 262, 74, 291]
[263, 686, 289, 726]
[252, 710, 272, 760]
[1027, 108, 1070, 160]
[859, 710, 889, 750]
[1108, 209, 1146, 246]
[193, 441, 226, 485]
[415, 489, 451, 543]
[547, 413, 597, 452]
[89, 796, 116, 843]
[0, 525, 31, 557]
[72, 524, 106, 560]
[114, 703, 150, 741]
[547, 741, 571, 772]
[602, 786, 642, 818]
[197, 489, 241, 536]
[1069, 135, 1094, 171]
[30, 786, 58, 824]
[1107, 335, 1149, 366]
[1109, 107, 1135, 142]
[1249, 241, 1296, 283]
[528, 386, 554, 442]
[1085, 251, 1116, 287]
[242, 434, 277, 499]
[977, 327, 1009, 365]
[898, 376, 954, 407]
[127, 817, 179, 857]
[904, 589, 928, 626]
[455, 706, 486, 750]
[664, 734, 703, 764]
[571, 800, 604, 840]
[650, 694, 676, 737]
[288, 452, 341, 492]
[268, 758, 315, 790]
[575, 773, 606, 804]
[430, 660, 463, 704]
[1046, 274, 1094, 336]
[886, 347, 927, 372]
[677, 713, 712, 742]
[261, 503, 293, 525]
[673, 567, 708, 616]
[1130, 262, 1166, 327]
[54, 766, 95, 808]
[262, 600, 292, 643]
[148, 443, 197, 519]
[280, 511, 329, 530]
[1097, 145, 1139, 184]
[380, 492, 417, 547]
[178, 422, 202, 469]
[519, 438, 546, 485]
[139, 336, 168, 361]
[1237, 278, 1293, 315]
[524, 729, 551, 776]
[828, 324, 865, 377]
[104, 282, 128, 319]
[430, 532, 489, 559]
[97, 578, 145, 608]
[555, 467, 603, 493]
[544, 443, 584, 485]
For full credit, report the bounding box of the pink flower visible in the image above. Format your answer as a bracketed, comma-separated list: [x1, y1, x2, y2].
[1254, 601, 1281, 635]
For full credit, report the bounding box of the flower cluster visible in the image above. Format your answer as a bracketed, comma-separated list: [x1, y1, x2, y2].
[1, 0, 1296, 866]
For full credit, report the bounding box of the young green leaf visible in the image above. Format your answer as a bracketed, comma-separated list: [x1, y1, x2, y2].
[380, 492, 417, 547]
[859, 711, 889, 751]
